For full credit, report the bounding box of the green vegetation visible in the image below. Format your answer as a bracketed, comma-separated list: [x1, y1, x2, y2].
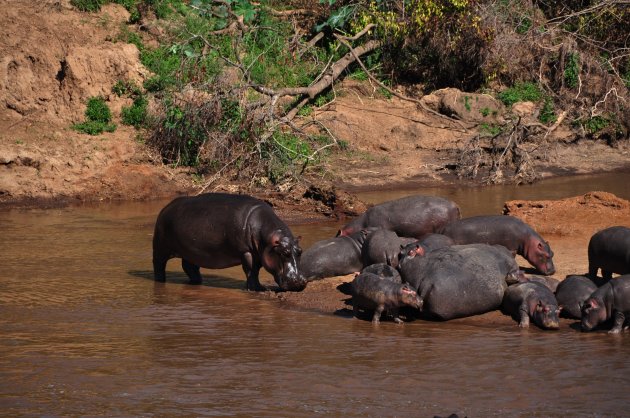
[72, 96, 117, 135]
[121, 96, 148, 128]
[564, 52, 580, 89]
[580, 116, 610, 135]
[497, 82, 543, 106]
[464, 96, 471, 112]
[69, 0, 629, 185]
[70, 0, 104, 12]
[72, 0, 183, 21]
[538, 97, 556, 124]
[479, 123, 501, 137]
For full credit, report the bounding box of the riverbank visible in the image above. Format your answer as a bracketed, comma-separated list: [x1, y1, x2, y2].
[255, 189, 630, 329]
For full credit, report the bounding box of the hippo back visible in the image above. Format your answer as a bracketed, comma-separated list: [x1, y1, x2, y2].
[399, 244, 518, 320]
[339, 195, 460, 238]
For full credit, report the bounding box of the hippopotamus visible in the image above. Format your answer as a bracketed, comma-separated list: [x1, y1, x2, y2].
[361, 229, 416, 268]
[502, 282, 560, 329]
[153, 193, 306, 291]
[398, 233, 454, 262]
[361, 263, 402, 283]
[398, 244, 521, 320]
[337, 195, 460, 239]
[351, 272, 423, 324]
[519, 275, 560, 292]
[581, 274, 630, 333]
[299, 230, 370, 281]
[588, 226, 630, 281]
[438, 215, 555, 275]
[555, 275, 599, 319]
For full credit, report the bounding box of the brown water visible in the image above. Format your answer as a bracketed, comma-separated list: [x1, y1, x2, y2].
[2, 172, 630, 417]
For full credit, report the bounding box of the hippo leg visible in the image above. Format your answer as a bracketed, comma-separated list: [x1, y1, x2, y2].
[153, 254, 168, 282]
[609, 311, 626, 334]
[372, 305, 384, 324]
[352, 301, 359, 319]
[182, 259, 202, 285]
[241, 252, 266, 291]
[391, 308, 403, 324]
[518, 306, 530, 328]
[588, 264, 598, 280]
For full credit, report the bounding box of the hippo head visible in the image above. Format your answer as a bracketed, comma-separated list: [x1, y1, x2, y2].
[262, 232, 306, 291]
[336, 217, 365, 237]
[528, 239, 556, 276]
[400, 283, 423, 310]
[397, 242, 426, 266]
[580, 297, 608, 332]
[532, 300, 561, 330]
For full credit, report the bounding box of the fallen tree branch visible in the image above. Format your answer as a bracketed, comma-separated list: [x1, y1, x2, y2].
[251, 39, 382, 100]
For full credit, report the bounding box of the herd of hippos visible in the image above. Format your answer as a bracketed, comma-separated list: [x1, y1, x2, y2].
[152, 193, 630, 333]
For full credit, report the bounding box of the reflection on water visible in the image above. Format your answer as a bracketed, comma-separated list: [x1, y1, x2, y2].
[1, 172, 630, 416]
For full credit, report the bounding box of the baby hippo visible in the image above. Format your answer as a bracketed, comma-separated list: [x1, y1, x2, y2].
[397, 233, 454, 262]
[351, 272, 422, 324]
[361, 263, 402, 283]
[581, 274, 630, 333]
[555, 275, 599, 319]
[502, 282, 561, 330]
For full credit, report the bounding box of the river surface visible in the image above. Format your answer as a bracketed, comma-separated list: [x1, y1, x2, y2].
[1, 172, 630, 417]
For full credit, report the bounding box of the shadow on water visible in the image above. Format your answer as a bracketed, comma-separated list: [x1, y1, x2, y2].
[127, 269, 246, 290]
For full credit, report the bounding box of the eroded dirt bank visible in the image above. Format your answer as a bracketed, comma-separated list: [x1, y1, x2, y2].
[2, 2, 630, 211]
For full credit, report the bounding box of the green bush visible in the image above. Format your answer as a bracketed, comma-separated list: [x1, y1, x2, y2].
[72, 121, 117, 135]
[581, 116, 610, 135]
[71, 0, 104, 12]
[498, 82, 543, 106]
[539, 97, 557, 124]
[121, 96, 148, 128]
[112, 79, 142, 97]
[564, 52, 580, 89]
[84, 96, 112, 123]
[72, 96, 116, 135]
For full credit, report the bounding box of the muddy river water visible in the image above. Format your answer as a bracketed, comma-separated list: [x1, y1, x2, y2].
[2, 172, 630, 416]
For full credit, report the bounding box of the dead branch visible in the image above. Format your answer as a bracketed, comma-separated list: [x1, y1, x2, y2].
[546, 1, 630, 25]
[251, 39, 382, 101]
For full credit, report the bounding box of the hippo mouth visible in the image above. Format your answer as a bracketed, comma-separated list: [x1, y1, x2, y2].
[542, 320, 560, 330]
[276, 276, 308, 292]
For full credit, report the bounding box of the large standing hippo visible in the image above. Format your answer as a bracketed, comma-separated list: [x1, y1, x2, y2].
[588, 226, 630, 281]
[361, 229, 416, 268]
[439, 215, 555, 275]
[581, 274, 630, 333]
[299, 230, 370, 281]
[153, 193, 306, 291]
[398, 244, 521, 320]
[337, 195, 460, 239]
[502, 282, 560, 329]
[351, 272, 423, 324]
[555, 275, 599, 319]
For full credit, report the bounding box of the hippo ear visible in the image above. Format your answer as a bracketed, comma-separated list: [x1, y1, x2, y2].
[401, 284, 415, 294]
